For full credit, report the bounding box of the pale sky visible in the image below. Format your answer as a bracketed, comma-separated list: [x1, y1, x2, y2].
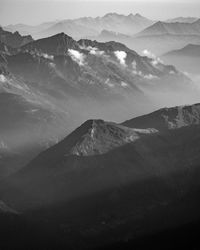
[0, 0, 200, 26]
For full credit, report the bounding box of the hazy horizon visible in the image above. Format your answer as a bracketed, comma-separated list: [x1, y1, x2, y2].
[1, 0, 200, 26]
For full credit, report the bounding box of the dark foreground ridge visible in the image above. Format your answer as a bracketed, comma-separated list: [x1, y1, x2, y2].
[1, 103, 200, 249]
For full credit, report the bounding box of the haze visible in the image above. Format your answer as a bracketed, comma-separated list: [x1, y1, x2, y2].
[1, 0, 200, 26]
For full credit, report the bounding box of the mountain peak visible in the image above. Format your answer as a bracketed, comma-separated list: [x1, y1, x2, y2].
[103, 12, 120, 18]
[69, 119, 156, 156]
[21, 32, 79, 55]
[135, 13, 142, 17]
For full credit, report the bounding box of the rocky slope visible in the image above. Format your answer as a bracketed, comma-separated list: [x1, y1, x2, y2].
[1, 102, 200, 207]
[0, 27, 33, 48]
[123, 103, 200, 131]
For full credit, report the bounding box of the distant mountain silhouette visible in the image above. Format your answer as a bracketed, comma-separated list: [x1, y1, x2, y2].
[4, 13, 154, 39]
[137, 19, 200, 37]
[166, 17, 198, 23]
[164, 44, 200, 57]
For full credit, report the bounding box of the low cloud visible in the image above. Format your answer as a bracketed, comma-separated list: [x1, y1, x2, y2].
[144, 74, 159, 80]
[114, 51, 127, 66]
[88, 46, 104, 56]
[42, 53, 54, 60]
[142, 49, 163, 66]
[105, 78, 114, 88]
[68, 49, 85, 66]
[142, 49, 156, 58]
[121, 81, 128, 87]
[0, 74, 7, 82]
[49, 62, 56, 68]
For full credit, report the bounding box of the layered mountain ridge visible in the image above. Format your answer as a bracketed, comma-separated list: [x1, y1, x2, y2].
[1, 102, 200, 248]
[4, 13, 154, 39]
[137, 19, 200, 37]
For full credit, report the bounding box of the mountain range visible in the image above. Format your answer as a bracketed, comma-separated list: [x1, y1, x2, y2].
[137, 19, 200, 37]
[0, 13, 200, 247]
[166, 17, 198, 23]
[3, 14, 200, 56]
[4, 13, 154, 40]
[0, 27, 198, 177]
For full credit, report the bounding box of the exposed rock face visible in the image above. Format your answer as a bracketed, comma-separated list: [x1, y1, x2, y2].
[123, 104, 200, 131]
[0, 27, 33, 48]
[21, 33, 79, 55]
[70, 120, 157, 156]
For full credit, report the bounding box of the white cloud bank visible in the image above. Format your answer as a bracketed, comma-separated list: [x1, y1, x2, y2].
[87, 46, 104, 56]
[68, 49, 85, 66]
[42, 53, 54, 60]
[114, 51, 127, 66]
[0, 74, 7, 82]
[142, 49, 163, 66]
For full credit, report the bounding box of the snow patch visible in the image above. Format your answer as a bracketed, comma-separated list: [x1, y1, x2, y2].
[114, 51, 127, 66]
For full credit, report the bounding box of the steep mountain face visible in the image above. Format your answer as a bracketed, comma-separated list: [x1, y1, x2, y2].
[0, 41, 15, 55]
[123, 103, 200, 131]
[4, 13, 154, 39]
[5, 32, 189, 102]
[69, 120, 157, 156]
[0, 27, 33, 48]
[21, 32, 79, 55]
[137, 19, 200, 37]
